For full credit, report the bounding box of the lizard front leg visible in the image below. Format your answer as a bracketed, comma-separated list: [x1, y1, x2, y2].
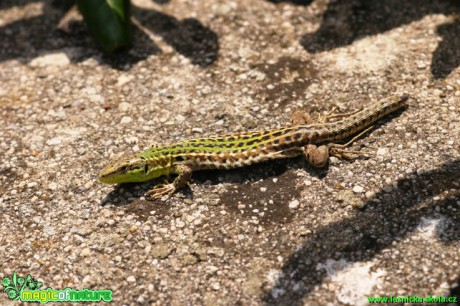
[145, 164, 192, 200]
[303, 141, 370, 167]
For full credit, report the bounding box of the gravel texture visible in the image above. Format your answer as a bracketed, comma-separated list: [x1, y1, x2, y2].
[1, 0, 459, 305]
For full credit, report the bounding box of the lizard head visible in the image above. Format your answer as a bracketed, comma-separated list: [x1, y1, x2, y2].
[98, 153, 154, 184]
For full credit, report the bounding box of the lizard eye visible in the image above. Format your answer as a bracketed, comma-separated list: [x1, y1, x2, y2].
[144, 164, 149, 173]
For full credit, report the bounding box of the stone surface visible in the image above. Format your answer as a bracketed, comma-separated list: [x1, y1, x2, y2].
[0, 1, 459, 305]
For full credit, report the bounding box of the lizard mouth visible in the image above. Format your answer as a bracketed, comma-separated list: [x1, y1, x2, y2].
[97, 171, 114, 184]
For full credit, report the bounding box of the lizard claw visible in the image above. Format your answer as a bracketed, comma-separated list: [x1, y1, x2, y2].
[145, 184, 176, 200]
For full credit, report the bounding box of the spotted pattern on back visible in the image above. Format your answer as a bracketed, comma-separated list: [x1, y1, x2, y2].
[139, 95, 408, 170]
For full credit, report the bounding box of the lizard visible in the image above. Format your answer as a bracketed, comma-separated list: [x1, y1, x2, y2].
[98, 94, 409, 200]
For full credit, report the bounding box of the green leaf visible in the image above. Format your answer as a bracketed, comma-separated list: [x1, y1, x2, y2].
[77, 0, 132, 52]
[12, 272, 17, 287]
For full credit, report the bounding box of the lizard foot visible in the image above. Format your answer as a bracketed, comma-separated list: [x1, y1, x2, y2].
[145, 184, 176, 200]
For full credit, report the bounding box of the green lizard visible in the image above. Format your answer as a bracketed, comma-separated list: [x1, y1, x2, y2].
[98, 94, 409, 200]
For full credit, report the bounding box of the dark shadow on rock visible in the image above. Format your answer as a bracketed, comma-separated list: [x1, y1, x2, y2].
[449, 278, 460, 302]
[133, 6, 219, 67]
[265, 0, 313, 5]
[152, 0, 171, 4]
[0, 14, 77, 62]
[101, 159, 300, 201]
[300, 0, 457, 54]
[0, 0, 219, 69]
[262, 159, 460, 305]
[100, 180, 174, 221]
[100, 157, 325, 223]
[0, 0, 160, 70]
[97, 23, 162, 70]
[431, 18, 460, 79]
[47, 0, 75, 11]
[0, 0, 42, 10]
[0, 0, 74, 10]
[255, 56, 318, 110]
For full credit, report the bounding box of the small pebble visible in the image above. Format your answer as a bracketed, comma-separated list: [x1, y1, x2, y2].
[209, 198, 221, 206]
[117, 75, 134, 87]
[30, 52, 70, 67]
[47, 138, 62, 146]
[80, 248, 91, 257]
[383, 186, 393, 193]
[176, 114, 186, 122]
[417, 61, 427, 69]
[329, 156, 340, 165]
[353, 185, 364, 193]
[210, 282, 221, 291]
[377, 148, 388, 156]
[207, 266, 219, 274]
[288, 199, 299, 209]
[365, 191, 375, 199]
[127, 276, 136, 283]
[118, 102, 132, 112]
[120, 116, 133, 124]
[137, 296, 145, 303]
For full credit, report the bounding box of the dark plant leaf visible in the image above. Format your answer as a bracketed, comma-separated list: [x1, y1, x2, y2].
[77, 0, 132, 52]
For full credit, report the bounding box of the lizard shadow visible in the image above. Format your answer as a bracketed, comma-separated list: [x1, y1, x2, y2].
[100, 157, 326, 223]
[262, 159, 460, 305]
[101, 179, 177, 221]
[100, 158, 306, 191]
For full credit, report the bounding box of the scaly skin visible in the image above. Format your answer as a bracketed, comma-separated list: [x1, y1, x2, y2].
[98, 94, 409, 200]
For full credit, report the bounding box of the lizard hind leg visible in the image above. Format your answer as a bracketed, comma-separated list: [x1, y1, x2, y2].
[330, 126, 374, 149]
[303, 144, 330, 167]
[328, 146, 370, 160]
[326, 125, 374, 160]
[302, 125, 374, 166]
